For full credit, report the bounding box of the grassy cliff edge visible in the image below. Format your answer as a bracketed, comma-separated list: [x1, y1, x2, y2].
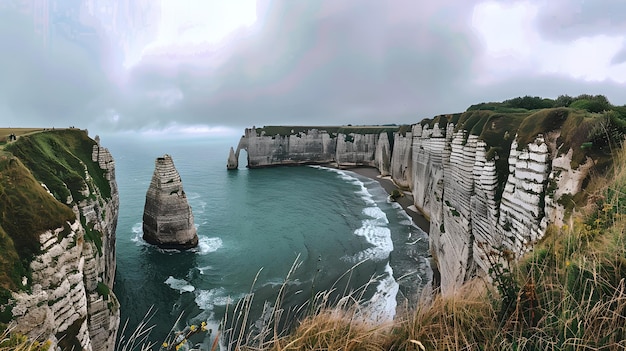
[0, 129, 108, 329]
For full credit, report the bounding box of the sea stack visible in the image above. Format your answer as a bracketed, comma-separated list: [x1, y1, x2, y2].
[143, 154, 198, 249]
[227, 146, 238, 170]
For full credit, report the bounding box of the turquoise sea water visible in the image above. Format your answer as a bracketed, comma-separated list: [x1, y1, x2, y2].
[104, 134, 430, 347]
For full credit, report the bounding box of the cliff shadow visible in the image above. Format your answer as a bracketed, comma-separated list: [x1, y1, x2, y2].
[115, 247, 199, 342]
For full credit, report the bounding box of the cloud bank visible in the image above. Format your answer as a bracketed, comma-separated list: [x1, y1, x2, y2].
[1, 0, 624, 134]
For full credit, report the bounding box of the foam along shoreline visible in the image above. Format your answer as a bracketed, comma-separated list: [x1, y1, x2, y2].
[346, 167, 430, 234]
[346, 166, 438, 298]
[310, 165, 399, 321]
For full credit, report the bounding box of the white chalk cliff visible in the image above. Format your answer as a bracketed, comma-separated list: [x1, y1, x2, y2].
[5, 133, 119, 351]
[230, 110, 608, 295]
[228, 127, 393, 170]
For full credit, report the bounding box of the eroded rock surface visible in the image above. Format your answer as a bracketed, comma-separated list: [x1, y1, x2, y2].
[6, 132, 119, 351]
[143, 154, 198, 249]
[232, 109, 610, 295]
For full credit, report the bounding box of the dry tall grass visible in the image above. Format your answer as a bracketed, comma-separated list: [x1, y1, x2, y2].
[389, 280, 500, 351]
[0, 329, 50, 351]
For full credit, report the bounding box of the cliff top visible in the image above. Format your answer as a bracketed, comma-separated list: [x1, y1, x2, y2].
[254, 125, 412, 137]
[0, 128, 44, 152]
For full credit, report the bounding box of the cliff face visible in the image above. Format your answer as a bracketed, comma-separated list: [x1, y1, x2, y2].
[228, 126, 397, 170]
[142, 154, 198, 249]
[233, 127, 336, 168]
[0, 130, 119, 351]
[233, 109, 617, 295]
[410, 110, 609, 293]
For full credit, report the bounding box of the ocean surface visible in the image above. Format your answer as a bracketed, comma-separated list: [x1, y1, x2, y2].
[104, 134, 431, 348]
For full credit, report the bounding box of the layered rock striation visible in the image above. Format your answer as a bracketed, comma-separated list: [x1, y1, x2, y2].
[0, 130, 119, 351]
[227, 126, 399, 170]
[231, 109, 620, 295]
[143, 154, 198, 249]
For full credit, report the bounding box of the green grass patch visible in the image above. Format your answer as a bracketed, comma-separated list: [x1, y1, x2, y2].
[0, 156, 75, 291]
[0, 287, 14, 325]
[6, 129, 111, 202]
[0, 226, 22, 292]
[80, 214, 102, 256]
[96, 282, 110, 300]
[517, 108, 626, 170]
[420, 113, 462, 129]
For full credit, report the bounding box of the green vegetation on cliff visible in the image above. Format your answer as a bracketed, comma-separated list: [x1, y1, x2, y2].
[6, 129, 111, 202]
[420, 97, 626, 206]
[467, 93, 624, 116]
[0, 129, 110, 323]
[0, 156, 75, 291]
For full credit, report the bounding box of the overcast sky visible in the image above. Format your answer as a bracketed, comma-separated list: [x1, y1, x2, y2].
[1, 0, 625, 136]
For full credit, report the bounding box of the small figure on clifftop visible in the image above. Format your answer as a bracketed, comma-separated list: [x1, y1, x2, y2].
[143, 154, 198, 249]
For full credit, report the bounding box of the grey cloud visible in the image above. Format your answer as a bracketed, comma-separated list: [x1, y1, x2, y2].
[535, 0, 626, 41]
[111, 0, 481, 130]
[6, 0, 626, 133]
[0, 8, 111, 127]
[611, 43, 626, 65]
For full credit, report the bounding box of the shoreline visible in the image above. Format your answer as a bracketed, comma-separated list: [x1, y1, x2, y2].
[345, 166, 430, 234]
[346, 166, 441, 294]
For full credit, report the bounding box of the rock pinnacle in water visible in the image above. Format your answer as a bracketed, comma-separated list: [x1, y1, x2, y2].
[143, 154, 198, 249]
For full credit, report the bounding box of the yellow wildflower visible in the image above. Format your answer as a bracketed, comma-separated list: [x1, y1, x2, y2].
[162, 342, 168, 348]
[190, 325, 197, 332]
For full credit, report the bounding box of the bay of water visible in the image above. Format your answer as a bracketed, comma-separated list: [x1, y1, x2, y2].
[104, 134, 430, 348]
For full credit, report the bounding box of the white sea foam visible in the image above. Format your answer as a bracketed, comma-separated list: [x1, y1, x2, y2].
[195, 236, 223, 255]
[362, 263, 399, 323]
[311, 165, 399, 320]
[132, 222, 222, 254]
[192, 200, 207, 214]
[357, 184, 376, 205]
[343, 205, 393, 263]
[261, 278, 303, 288]
[311, 166, 377, 206]
[186, 192, 201, 200]
[313, 169, 395, 264]
[195, 288, 237, 311]
[197, 265, 212, 275]
[344, 222, 393, 263]
[164, 276, 196, 294]
[363, 206, 389, 224]
[130, 222, 148, 245]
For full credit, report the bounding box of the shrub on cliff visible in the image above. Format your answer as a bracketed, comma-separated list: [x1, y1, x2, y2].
[0, 329, 51, 350]
[390, 189, 403, 201]
[468, 94, 623, 117]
